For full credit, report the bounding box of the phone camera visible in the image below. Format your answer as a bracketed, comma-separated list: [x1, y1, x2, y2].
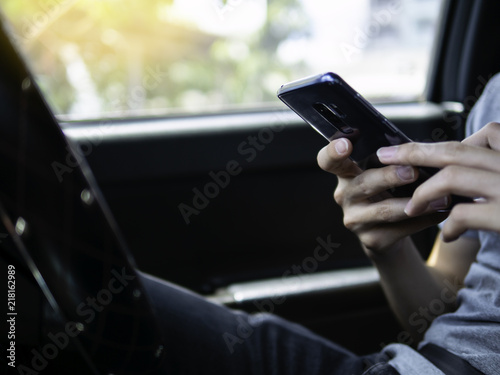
[313, 102, 353, 134]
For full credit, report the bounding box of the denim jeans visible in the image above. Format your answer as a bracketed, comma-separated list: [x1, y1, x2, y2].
[139, 272, 399, 375]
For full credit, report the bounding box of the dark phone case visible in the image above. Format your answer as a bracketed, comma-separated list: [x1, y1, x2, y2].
[277, 72, 433, 198]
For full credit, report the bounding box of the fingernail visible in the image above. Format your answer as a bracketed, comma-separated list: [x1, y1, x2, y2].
[396, 166, 414, 181]
[377, 146, 398, 161]
[430, 196, 449, 210]
[404, 199, 413, 216]
[334, 138, 348, 155]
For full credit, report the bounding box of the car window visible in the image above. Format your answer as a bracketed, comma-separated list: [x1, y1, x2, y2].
[1, 0, 443, 121]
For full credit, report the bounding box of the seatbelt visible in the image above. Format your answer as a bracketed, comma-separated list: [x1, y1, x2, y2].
[419, 344, 485, 375]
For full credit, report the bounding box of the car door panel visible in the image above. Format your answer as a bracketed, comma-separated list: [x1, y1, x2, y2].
[60, 102, 456, 353]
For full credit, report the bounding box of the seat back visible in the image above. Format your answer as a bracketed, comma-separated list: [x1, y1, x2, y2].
[0, 18, 165, 374]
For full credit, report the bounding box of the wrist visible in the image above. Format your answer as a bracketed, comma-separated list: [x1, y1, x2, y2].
[363, 237, 412, 261]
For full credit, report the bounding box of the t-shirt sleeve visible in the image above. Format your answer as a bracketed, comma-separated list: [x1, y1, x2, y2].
[441, 74, 500, 240]
[466, 72, 500, 136]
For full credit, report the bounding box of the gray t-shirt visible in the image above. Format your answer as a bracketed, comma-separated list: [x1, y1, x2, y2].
[382, 73, 500, 375]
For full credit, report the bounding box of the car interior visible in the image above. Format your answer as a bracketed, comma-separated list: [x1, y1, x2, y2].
[2, 0, 500, 373]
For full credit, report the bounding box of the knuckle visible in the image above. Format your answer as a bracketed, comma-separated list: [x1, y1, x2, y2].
[388, 165, 404, 185]
[316, 154, 330, 172]
[412, 166, 458, 201]
[357, 181, 372, 198]
[353, 173, 374, 197]
[411, 183, 426, 201]
[406, 143, 427, 164]
[437, 167, 453, 181]
[333, 188, 345, 205]
[375, 205, 394, 223]
[438, 165, 461, 182]
[443, 206, 469, 240]
[405, 141, 463, 165]
[441, 141, 463, 163]
[343, 213, 357, 231]
[449, 204, 469, 226]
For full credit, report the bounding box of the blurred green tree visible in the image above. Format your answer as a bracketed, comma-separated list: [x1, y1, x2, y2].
[2, 0, 310, 118]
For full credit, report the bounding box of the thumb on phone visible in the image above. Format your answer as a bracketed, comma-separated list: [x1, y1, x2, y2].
[317, 138, 362, 177]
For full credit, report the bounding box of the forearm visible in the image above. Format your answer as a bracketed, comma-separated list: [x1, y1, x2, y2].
[366, 237, 460, 344]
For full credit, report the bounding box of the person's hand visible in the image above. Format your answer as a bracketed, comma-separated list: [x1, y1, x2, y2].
[317, 139, 446, 255]
[377, 122, 500, 242]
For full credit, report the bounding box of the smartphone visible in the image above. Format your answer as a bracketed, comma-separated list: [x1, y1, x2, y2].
[277, 72, 442, 199]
